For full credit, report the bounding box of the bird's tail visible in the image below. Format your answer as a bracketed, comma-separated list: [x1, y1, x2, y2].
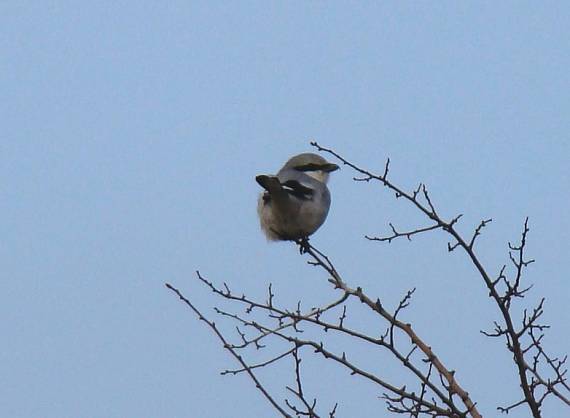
[255, 175, 282, 193]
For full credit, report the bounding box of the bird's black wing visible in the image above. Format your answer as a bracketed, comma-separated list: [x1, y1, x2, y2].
[281, 180, 314, 200]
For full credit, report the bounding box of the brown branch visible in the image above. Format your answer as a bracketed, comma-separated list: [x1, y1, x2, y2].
[188, 264, 473, 416]
[302, 242, 480, 418]
[229, 312, 455, 417]
[210, 277, 463, 414]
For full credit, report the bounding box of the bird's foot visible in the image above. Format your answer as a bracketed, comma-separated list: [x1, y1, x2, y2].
[296, 237, 311, 254]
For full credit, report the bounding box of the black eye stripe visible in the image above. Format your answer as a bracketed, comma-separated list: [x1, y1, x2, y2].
[295, 163, 323, 172]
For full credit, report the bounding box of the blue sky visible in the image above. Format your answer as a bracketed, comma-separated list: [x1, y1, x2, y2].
[2, 2, 569, 417]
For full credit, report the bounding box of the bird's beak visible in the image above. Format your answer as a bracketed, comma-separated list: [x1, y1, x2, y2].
[322, 163, 340, 172]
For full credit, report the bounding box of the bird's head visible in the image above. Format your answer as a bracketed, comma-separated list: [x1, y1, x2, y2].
[282, 153, 339, 183]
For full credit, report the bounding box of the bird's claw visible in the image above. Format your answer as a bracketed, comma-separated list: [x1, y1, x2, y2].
[296, 237, 311, 254]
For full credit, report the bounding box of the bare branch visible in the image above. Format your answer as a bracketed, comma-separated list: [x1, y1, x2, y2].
[366, 223, 442, 243]
[164, 282, 294, 418]
[311, 143, 568, 417]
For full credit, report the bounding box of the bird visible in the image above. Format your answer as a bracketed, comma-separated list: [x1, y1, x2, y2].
[256, 153, 339, 250]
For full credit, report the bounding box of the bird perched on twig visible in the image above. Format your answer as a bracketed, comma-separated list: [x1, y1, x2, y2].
[256, 153, 339, 251]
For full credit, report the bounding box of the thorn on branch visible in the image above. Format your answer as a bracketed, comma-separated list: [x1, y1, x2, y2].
[412, 183, 423, 200]
[339, 305, 347, 328]
[447, 241, 460, 252]
[421, 185, 437, 217]
[267, 283, 274, 308]
[469, 218, 492, 249]
[383, 158, 390, 180]
[366, 223, 441, 243]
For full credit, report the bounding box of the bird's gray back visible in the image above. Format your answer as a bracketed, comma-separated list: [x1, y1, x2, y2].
[278, 169, 331, 229]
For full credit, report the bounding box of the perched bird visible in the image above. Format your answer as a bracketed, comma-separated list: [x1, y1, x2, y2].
[256, 153, 339, 246]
